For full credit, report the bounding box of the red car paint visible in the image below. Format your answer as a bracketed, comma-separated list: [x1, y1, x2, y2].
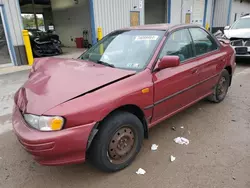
[13, 24, 236, 166]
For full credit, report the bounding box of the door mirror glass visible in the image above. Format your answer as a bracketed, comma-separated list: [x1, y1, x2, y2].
[157, 56, 180, 70]
[224, 26, 230, 30]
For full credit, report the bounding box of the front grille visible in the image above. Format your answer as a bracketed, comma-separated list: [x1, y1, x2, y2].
[231, 40, 243, 46]
[245, 40, 250, 46]
[235, 47, 248, 54]
[231, 39, 250, 47]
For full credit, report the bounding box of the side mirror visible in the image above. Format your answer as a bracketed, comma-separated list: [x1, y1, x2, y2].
[157, 56, 180, 70]
[224, 26, 230, 30]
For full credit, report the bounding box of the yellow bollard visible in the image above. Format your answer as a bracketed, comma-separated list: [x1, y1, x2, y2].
[97, 27, 104, 55]
[22, 30, 34, 66]
[97, 27, 103, 41]
[205, 23, 210, 31]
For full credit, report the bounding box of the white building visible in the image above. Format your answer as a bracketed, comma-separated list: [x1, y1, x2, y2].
[1, 0, 250, 66]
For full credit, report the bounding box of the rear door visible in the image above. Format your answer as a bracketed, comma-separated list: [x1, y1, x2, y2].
[188, 28, 226, 98]
[152, 29, 200, 123]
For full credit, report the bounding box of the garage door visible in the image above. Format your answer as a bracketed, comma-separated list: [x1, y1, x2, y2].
[145, 0, 166, 24]
[192, 0, 205, 26]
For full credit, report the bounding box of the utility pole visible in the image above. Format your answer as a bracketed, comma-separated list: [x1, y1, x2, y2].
[32, 0, 38, 29]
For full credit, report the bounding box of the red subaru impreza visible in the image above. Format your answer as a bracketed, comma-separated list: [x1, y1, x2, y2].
[13, 24, 236, 172]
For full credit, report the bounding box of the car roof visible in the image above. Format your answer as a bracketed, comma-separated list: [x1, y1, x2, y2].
[121, 24, 203, 31]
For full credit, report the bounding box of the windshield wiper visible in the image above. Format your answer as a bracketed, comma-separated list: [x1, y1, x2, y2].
[97, 60, 115, 68]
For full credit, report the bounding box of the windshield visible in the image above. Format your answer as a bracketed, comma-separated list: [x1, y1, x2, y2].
[80, 30, 165, 70]
[231, 18, 250, 29]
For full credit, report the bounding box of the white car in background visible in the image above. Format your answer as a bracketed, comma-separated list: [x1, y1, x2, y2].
[224, 15, 250, 59]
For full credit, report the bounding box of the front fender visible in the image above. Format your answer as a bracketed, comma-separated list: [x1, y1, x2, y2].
[44, 69, 154, 129]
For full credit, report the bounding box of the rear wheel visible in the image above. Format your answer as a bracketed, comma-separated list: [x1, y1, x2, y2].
[207, 69, 230, 103]
[88, 111, 144, 172]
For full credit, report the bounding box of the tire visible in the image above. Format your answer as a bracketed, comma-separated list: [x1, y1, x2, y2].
[207, 69, 230, 103]
[88, 111, 144, 172]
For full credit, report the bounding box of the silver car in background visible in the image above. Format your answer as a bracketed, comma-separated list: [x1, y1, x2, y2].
[224, 15, 250, 59]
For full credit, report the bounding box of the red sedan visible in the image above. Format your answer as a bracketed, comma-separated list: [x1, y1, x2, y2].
[13, 24, 236, 172]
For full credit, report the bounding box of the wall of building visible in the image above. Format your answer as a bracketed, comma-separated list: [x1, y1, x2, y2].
[170, 0, 182, 25]
[212, 0, 250, 30]
[145, 0, 166, 24]
[213, 0, 230, 27]
[0, 0, 26, 65]
[93, 0, 145, 37]
[51, 0, 91, 47]
[170, 0, 212, 27]
[230, 0, 250, 24]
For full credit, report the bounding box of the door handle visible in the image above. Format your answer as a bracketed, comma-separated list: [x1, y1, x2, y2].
[191, 69, 199, 74]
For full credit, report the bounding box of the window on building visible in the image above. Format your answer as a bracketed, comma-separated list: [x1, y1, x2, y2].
[21, 14, 45, 31]
[159, 29, 194, 62]
[189, 28, 218, 56]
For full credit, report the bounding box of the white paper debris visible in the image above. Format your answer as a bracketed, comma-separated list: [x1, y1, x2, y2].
[0, 157, 2, 160]
[171, 126, 176, 131]
[170, 155, 176, 162]
[136, 168, 146, 175]
[174, 137, 190, 145]
[151, 144, 159, 151]
[180, 126, 184, 129]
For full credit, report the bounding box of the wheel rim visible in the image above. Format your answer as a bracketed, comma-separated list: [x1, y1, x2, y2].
[108, 126, 136, 164]
[217, 76, 228, 99]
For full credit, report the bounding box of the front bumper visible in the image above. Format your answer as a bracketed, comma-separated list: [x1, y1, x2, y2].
[232, 46, 250, 58]
[12, 106, 96, 165]
[235, 54, 250, 59]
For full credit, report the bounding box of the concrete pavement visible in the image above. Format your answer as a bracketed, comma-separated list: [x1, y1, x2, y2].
[0, 63, 249, 188]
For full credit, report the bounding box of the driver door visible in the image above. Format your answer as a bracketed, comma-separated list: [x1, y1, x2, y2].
[152, 29, 200, 123]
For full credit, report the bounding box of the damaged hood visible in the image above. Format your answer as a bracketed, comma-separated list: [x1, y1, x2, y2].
[16, 57, 135, 115]
[224, 28, 250, 39]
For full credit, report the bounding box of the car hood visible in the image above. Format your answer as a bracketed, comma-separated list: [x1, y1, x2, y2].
[224, 28, 250, 39]
[16, 57, 135, 115]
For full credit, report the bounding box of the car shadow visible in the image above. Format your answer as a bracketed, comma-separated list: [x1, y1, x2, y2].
[236, 59, 250, 67]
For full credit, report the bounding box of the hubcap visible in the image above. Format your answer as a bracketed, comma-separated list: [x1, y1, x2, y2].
[108, 127, 136, 164]
[217, 76, 228, 99]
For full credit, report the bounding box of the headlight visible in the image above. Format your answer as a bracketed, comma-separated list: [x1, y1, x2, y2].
[24, 114, 64, 131]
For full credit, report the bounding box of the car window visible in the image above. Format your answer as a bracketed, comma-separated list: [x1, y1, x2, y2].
[189, 28, 218, 56]
[159, 29, 194, 62]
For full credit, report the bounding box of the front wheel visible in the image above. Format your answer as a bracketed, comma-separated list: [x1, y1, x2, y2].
[207, 69, 230, 103]
[88, 111, 144, 172]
